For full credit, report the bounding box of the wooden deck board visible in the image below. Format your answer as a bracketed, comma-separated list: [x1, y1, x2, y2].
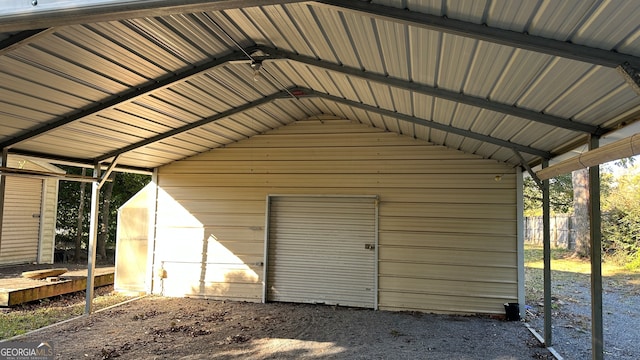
[0, 267, 114, 307]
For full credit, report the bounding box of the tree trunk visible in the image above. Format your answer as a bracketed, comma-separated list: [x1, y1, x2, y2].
[74, 168, 86, 263]
[572, 168, 590, 258]
[97, 173, 116, 260]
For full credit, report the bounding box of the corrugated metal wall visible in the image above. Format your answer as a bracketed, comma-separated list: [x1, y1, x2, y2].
[0, 177, 42, 264]
[267, 195, 377, 308]
[0, 157, 59, 265]
[154, 117, 517, 314]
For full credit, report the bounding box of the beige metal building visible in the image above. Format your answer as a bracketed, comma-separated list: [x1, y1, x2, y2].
[134, 116, 519, 314]
[1, 1, 639, 357]
[0, 156, 62, 265]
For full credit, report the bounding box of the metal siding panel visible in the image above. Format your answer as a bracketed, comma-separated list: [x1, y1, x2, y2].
[185, 76, 248, 109]
[0, 177, 42, 264]
[0, 85, 74, 115]
[223, 8, 272, 47]
[369, 83, 395, 111]
[404, 1, 444, 15]
[485, 1, 537, 32]
[314, 7, 362, 69]
[261, 6, 316, 55]
[342, 12, 385, 74]
[437, 34, 477, 91]
[528, 0, 597, 41]
[463, 42, 515, 97]
[574, 85, 640, 126]
[120, 18, 196, 66]
[267, 196, 376, 308]
[487, 49, 553, 104]
[161, 13, 235, 56]
[33, 29, 150, 86]
[68, 22, 175, 79]
[283, 4, 339, 62]
[445, 0, 489, 23]
[380, 262, 515, 283]
[515, 58, 593, 111]
[569, 1, 640, 55]
[0, 72, 90, 110]
[154, 119, 517, 314]
[4, 47, 116, 97]
[379, 277, 516, 298]
[543, 66, 620, 119]
[66, 122, 143, 144]
[408, 26, 440, 85]
[379, 232, 515, 253]
[374, 19, 410, 79]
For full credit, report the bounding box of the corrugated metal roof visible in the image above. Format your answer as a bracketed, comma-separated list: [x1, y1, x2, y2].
[0, 0, 639, 171]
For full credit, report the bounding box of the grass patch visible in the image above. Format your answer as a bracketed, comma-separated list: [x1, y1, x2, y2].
[525, 244, 640, 276]
[525, 244, 640, 305]
[0, 287, 134, 340]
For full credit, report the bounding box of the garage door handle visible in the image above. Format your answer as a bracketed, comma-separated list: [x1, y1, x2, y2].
[365, 244, 375, 250]
[32, 213, 40, 218]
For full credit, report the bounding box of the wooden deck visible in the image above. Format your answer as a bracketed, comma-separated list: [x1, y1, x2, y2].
[0, 267, 114, 307]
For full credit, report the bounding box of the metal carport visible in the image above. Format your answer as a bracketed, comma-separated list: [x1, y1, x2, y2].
[1, 1, 639, 359]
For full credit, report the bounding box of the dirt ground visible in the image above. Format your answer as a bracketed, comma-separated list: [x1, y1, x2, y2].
[1, 263, 553, 359]
[10, 295, 553, 360]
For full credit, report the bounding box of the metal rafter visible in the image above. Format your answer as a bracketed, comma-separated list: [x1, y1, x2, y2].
[316, 0, 640, 68]
[295, 88, 551, 158]
[512, 149, 542, 188]
[87, 87, 550, 163]
[95, 91, 291, 162]
[0, 28, 54, 55]
[0, 47, 258, 150]
[255, 46, 603, 135]
[7, 149, 153, 173]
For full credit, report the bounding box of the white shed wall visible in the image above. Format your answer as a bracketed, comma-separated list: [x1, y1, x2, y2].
[154, 118, 517, 314]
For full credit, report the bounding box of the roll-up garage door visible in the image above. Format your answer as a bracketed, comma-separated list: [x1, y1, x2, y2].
[0, 177, 43, 263]
[266, 195, 377, 308]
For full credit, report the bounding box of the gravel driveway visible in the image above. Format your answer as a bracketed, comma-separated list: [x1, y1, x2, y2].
[526, 272, 640, 359]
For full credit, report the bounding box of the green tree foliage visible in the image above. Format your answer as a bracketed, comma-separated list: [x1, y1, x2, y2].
[524, 161, 635, 264]
[524, 171, 614, 217]
[56, 166, 150, 260]
[602, 168, 640, 266]
[523, 173, 573, 216]
[56, 167, 90, 249]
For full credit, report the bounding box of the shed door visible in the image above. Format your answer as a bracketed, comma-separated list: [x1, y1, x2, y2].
[1, 177, 42, 263]
[267, 196, 377, 308]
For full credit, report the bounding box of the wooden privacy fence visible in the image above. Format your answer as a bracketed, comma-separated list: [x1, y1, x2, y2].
[524, 216, 576, 249]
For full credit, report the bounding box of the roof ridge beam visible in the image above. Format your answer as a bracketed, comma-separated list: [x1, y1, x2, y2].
[255, 46, 602, 135]
[94, 90, 291, 162]
[292, 88, 551, 158]
[315, 0, 640, 68]
[0, 47, 258, 150]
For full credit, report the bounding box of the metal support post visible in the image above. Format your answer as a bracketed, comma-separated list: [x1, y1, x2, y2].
[589, 136, 603, 360]
[0, 149, 7, 251]
[84, 164, 101, 315]
[542, 159, 552, 347]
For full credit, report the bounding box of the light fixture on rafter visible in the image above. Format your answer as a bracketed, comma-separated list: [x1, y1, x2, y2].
[251, 61, 262, 82]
